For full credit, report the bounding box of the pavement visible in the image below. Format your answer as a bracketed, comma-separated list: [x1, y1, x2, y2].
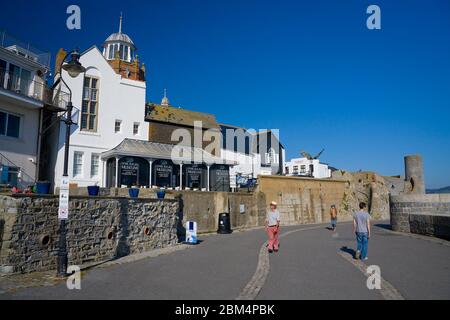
[1, 221, 449, 300]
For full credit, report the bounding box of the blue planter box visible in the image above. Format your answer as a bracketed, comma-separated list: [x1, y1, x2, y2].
[156, 190, 166, 199]
[129, 188, 140, 198]
[87, 186, 100, 196]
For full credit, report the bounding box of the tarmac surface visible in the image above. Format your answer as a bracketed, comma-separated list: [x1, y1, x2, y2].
[1, 221, 449, 300]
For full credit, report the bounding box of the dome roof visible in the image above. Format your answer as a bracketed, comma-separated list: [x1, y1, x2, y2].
[104, 32, 135, 47]
[104, 13, 136, 49]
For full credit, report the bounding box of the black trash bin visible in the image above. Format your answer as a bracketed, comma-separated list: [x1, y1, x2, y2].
[217, 212, 232, 234]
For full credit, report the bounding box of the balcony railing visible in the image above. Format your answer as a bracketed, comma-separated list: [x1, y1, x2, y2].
[0, 68, 69, 110]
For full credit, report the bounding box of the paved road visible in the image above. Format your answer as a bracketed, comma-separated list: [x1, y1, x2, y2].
[1, 221, 449, 300]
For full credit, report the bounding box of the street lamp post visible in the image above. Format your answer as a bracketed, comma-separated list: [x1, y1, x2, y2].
[56, 49, 86, 277]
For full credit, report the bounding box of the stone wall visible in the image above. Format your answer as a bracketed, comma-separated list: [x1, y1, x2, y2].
[56, 188, 268, 234]
[258, 173, 392, 225]
[390, 194, 450, 240]
[258, 175, 349, 225]
[0, 195, 178, 273]
[176, 191, 267, 233]
[332, 171, 390, 220]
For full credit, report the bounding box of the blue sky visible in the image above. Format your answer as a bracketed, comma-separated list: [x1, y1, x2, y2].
[1, 0, 449, 188]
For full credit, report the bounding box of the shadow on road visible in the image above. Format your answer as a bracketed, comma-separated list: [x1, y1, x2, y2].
[340, 246, 356, 259]
[374, 223, 392, 231]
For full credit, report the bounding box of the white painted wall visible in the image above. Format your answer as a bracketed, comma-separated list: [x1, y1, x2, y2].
[0, 47, 47, 188]
[53, 47, 148, 187]
[284, 157, 331, 179]
[0, 101, 40, 186]
[221, 148, 281, 189]
[221, 149, 259, 178]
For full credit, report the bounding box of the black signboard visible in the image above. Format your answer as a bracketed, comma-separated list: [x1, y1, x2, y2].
[119, 157, 139, 187]
[153, 160, 174, 187]
[185, 164, 205, 189]
[210, 164, 230, 191]
[118, 157, 149, 187]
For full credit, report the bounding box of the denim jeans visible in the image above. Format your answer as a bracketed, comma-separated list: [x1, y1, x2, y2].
[356, 232, 369, 259]
[331, 218, 337, 228]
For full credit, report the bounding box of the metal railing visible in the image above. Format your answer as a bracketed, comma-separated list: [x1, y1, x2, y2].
[0, 67, 44, 100]
[0, 68, 69, 109]
[0, 30, 51, 68]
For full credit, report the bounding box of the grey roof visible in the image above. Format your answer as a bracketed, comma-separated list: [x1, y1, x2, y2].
[104, 32, 135, 48]
[101, 139, 236, 166]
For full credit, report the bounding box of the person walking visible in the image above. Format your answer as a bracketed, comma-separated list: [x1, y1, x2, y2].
[265, 201, 280, 253]
[353, 202, 371, 260]
[330, 204, 338, 231]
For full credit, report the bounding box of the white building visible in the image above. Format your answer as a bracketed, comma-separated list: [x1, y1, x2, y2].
[284, 157, 331, 179]
[52, 18, 148, 188]
[0, 30, 65, 188]
[218, 124, 285, 189]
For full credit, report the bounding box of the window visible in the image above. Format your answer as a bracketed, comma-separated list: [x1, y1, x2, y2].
[81, 76, 99, 131]
[108, 44, 114, 59]
[115, 120, 122, 133]
[91, 154, 100, 177]
[293, 166, 299, 174]
[285, 167, 289, 174]
[0, 110, 21, 138]
[73, 152, 83, 177]
[133, 122, 139, 135]
[265, 149, 277, 164]
[124, 46, 129, 61]
[0, 59, 6, 88]
[119, 44, 125, 60]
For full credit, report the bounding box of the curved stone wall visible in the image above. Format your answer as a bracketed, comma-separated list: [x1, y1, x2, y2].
[390, 194, 450, 240]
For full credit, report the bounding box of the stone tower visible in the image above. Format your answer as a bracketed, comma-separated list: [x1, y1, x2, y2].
[404, 155, 425, 194]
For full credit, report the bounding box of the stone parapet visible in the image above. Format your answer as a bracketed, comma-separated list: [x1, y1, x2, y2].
[0, 195, 178, 273]
[390, 194, 450, 240]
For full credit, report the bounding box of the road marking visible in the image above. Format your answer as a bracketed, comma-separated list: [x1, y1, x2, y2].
[338, 251, 405, 300]
[236, 225, 327, 300]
